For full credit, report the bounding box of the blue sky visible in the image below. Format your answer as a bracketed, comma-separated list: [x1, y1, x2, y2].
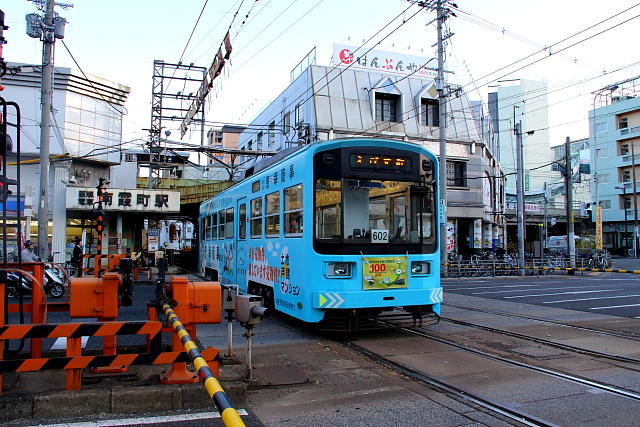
[3, 0, 639, 149]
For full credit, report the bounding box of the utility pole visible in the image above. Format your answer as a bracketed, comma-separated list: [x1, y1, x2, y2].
[436, 0, 448, 277]
[37, 0, 55, 261]
[632, 141, 639, 258]
[543, 182, 548, 253]
[515, 121, 525, 276]
[564, 137, 576, 274]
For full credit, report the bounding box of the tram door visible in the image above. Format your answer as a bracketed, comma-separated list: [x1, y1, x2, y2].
[235, 198, 249, 289]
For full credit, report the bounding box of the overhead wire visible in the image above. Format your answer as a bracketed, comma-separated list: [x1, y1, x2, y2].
[59, 40, 129, 116]
[240, 2, 424, 144]
[453, 2, 640, 94]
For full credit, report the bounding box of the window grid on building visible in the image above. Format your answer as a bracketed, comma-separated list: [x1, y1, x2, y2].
[446, 161, 467, 187]
[421, 98, 439, 127]
[375, 93, 399, 122]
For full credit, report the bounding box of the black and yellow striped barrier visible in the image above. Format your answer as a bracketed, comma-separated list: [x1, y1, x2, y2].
[162, 303, 245, 427]
[443, 263, 640, 274]
[0, 347, 218, 373]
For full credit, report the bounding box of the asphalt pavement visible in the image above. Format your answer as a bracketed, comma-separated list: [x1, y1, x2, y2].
[443, 273, 640, 318]
[3, 271, 640, 425]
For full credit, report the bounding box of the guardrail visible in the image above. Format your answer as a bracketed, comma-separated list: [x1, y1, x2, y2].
[443, 256, 624, 277]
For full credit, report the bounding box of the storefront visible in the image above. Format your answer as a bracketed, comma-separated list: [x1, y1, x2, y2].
[65, 186, 181, 259]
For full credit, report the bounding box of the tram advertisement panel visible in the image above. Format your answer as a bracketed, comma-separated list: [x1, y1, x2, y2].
[362, 256, 408, 290]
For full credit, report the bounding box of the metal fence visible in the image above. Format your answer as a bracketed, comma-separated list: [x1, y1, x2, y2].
[445, 254, 612, 278]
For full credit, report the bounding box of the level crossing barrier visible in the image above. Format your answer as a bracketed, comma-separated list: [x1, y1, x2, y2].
[162, 302, 245, 427]
[0, 320, 222, 391]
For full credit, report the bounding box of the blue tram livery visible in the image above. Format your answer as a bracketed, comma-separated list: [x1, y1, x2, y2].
[199, 138, 442, 331]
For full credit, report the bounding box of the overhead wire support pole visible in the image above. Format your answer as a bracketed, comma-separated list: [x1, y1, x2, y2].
[515, 120, 526, 276]
[37, 0, 55, 261]
[565, 137, 576, 274]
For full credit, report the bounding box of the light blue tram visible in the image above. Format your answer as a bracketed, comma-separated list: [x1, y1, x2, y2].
[199, 138, 442, 331]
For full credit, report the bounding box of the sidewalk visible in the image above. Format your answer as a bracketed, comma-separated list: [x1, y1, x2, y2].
[612, 257, 640, 271]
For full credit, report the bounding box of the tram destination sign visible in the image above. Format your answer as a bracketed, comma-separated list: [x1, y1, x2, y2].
[350, 153, 411, 172]
[66, 187, 180, 213]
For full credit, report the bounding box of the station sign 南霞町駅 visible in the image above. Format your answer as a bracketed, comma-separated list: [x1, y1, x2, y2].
[66, 187, 181, 213]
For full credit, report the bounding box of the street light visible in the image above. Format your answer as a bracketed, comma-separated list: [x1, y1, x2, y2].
[615, 185, 629, 256]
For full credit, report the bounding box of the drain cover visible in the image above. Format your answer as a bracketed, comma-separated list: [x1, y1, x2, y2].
[508, 345, 568, 359]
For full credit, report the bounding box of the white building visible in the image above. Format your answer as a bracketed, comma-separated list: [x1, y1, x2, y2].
[2, 64, 181, 261]
[492, 79, 560, 193]
[236, 47, 506, 256]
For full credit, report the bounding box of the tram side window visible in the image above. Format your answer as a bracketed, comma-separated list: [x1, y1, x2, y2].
[225, 207, 234, 239]
[315, 179, 341, 239]
[204, 216, 211, 240]
[265, 191, 280, 236]
[391, 196, 407, 240]
[218, 210, 225, 239]
[212, 213, 218, 240]
[250, 197, 262, 237]
[284, 185, 303, 235]
[239, 204, 247, 239]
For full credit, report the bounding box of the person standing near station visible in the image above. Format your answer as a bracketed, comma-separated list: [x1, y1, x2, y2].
[70, 237, 83, 277]
[20, 240, 41, 262]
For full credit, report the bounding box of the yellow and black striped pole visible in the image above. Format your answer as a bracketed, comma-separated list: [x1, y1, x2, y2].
[162, 303, 245, 427]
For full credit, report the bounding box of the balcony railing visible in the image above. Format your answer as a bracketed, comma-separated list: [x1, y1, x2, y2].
[620, 125, 640, 136]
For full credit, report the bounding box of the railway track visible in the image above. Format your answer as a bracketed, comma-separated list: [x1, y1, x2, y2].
[443, 302, 640, 341]
[391, 324, 640, 402]
[439, 317, 640, 365]
[342, 340, 557, 427]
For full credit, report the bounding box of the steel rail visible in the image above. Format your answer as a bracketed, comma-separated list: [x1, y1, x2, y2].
[443, 303, 640, 342]
[395, 325, 640, 402]
[342, 340, 557, 427]
[439, 317, 640, 365]
[162, 303, 245, 427]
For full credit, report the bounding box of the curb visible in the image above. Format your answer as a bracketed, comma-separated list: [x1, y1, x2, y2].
[0, 381, 247, 423]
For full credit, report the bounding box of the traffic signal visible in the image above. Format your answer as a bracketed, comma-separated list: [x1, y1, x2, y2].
[0, 177, 10, 202]
[0, 176, 16, 202]
[97, 177, 107, 201]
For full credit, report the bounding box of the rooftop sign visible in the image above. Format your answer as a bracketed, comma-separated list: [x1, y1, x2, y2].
[331, 44, 439, 79]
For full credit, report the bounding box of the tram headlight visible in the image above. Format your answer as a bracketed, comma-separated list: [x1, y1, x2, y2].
[326, 262, 352, 277]
[411, 261, 430, 275]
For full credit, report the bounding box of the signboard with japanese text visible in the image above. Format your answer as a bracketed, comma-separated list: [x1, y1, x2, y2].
[148, 229, 159, 252]
[362, 256, 408, 290]
[596, 206, 603, 249]
[332, 44, 440, 79]
[66, 187, 180, 213]
[506, 202, 541, 213]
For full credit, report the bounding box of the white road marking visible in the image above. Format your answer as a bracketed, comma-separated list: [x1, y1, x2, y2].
[542, 294, 640, 304]
[31, 410, 249, 426]
[447, 284, 545, 291]
[471, 285, 615, 295]
[590, 303, 640, 310]
[503, 289, 623, 299]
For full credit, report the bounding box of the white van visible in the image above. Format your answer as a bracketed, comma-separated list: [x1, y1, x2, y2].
[546, 235, 579, 249]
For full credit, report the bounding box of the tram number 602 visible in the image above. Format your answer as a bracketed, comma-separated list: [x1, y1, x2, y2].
[371, 229, 389, 243]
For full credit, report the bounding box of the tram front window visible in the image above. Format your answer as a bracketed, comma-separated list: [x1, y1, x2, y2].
[315, 178, 436, 253]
